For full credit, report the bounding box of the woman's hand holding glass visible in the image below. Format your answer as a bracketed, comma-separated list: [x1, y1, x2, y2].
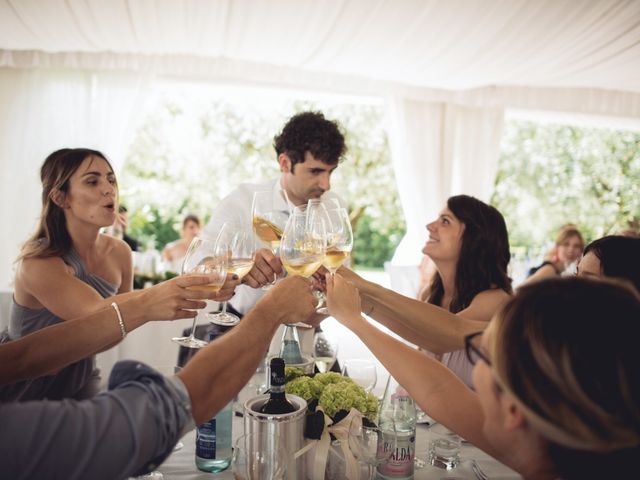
[171, 235, 228, 349]
[137, 273, 236, 322]
[208, 222, 256, 326]
[325, 273, 364, 330]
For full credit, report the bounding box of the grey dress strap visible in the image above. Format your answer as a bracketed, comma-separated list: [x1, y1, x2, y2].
[0, 249, 118, 402]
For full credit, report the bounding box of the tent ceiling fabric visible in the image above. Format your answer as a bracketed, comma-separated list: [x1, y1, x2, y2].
[1, 0, 639, 93]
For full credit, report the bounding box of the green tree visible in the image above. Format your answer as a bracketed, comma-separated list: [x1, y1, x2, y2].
[492, 120, 640, 250]
[120, 94, 405, 267]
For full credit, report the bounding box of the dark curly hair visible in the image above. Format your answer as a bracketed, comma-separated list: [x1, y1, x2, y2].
[273, 111, 346, 171]
[427, 195, 512, 312]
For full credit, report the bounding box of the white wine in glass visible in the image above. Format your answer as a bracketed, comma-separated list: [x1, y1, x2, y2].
[323, 248, 351, 272]
[252, 215, 284, 253]
[280, 209, 326, 280]
[171, 236, 227, 349]
[322, 207, 353, 274]
[251, 189, 290, 289]
[208, 222, 256, 327]
[317, 207, 354, 314]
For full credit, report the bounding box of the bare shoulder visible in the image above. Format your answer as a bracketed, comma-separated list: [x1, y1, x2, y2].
[14, 255, 74, 304]
[18, 255, 72, 280]
[100, 234, 131, 256]
[460, 288, 512, 322]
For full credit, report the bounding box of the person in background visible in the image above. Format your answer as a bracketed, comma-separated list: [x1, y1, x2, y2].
[161, 214, 202, 274]
[337, 195, 512, 388]
[0, 275, 315, 480]
[203, 111, 348, 353]
[327, 274, 640, 480]
[524, 224, 584, 283]
[109, 204, 139, 251]
[577, 235, 640, 293]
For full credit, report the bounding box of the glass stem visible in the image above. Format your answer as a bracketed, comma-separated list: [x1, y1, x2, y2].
[187, 313, 198, 340]
[221, 301, 228, 313]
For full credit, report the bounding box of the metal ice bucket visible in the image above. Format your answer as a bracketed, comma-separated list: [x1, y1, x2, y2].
[244, 394, 307, 480]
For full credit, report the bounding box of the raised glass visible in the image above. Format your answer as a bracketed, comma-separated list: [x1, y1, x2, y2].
[207, 221, 256, 326]
[171, 235, 227, 349]
[251, 189, 290, 289]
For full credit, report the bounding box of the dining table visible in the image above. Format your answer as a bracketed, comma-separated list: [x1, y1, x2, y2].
[156, 374, 522, 480]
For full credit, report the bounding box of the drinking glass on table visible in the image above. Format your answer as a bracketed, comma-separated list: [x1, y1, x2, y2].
[251, 189, 290, 289]
[232, 433, 287, 480]
[313, 328, 339, 373]
[207, 222, 255, 326]
[342, 359, 377, 393]
[317, 206, 353, 314]
[171, 236, 227, 349]
[427, 423, 462, 470]
[349, 421, 396, 480]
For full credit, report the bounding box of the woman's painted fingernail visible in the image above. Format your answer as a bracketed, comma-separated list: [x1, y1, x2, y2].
[232, 274, 239, 280]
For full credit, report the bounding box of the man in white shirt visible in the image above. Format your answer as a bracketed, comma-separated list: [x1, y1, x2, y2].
[203, 111, 347, 353]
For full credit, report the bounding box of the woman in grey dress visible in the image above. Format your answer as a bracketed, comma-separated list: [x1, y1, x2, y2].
[1, 148, 132, 400]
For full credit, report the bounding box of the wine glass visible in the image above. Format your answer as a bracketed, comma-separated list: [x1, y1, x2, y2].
[232, 433, 287, 480]
[278, 208, 326, 363]
[349, 421, 397, 480]
[251, 189, 290, 289]
[313, 328, 339, 373]
[317, 207, 353, 314]
[342, 359, 377, 393]
[171, 235, 228, 349]
[280, 207, 326, 301]
[207, 221, 256, 326]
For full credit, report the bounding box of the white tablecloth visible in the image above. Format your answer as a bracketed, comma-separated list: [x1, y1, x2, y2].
[157, 375, 521, 480]
[158, 421, 521, 480]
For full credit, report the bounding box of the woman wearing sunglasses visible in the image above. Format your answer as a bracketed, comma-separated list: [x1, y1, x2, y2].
[326, 274, 639, 479]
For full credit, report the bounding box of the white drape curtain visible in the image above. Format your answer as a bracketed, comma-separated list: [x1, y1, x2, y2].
[385, 97, 504, 265]
[0, 68, 152, 288]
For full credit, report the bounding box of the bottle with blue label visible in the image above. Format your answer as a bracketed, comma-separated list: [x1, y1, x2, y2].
[195, 400, 233, 472]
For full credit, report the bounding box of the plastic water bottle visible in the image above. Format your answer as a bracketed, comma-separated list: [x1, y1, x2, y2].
[195, 400, 233, 472]
[279, 324, 304, 364]
[377, 375, 416, 479]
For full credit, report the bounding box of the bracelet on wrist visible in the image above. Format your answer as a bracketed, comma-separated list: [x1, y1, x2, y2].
[111, 302, 127, 339]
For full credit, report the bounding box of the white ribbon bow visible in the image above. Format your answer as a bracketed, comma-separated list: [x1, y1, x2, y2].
[295, 406, 364, 480]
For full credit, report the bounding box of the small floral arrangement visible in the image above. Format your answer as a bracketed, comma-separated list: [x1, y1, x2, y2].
[284, 369, 379, 480]
[284, 369, 379, 424]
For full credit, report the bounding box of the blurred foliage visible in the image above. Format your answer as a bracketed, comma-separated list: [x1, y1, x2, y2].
[120, 93, 405, 267]
[492, 120, 640, 251]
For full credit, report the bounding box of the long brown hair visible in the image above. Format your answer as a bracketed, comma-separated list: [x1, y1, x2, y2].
[19, 148, 115, 260]
[427, 195, 512, 312]
[493, 277, 640, 478]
